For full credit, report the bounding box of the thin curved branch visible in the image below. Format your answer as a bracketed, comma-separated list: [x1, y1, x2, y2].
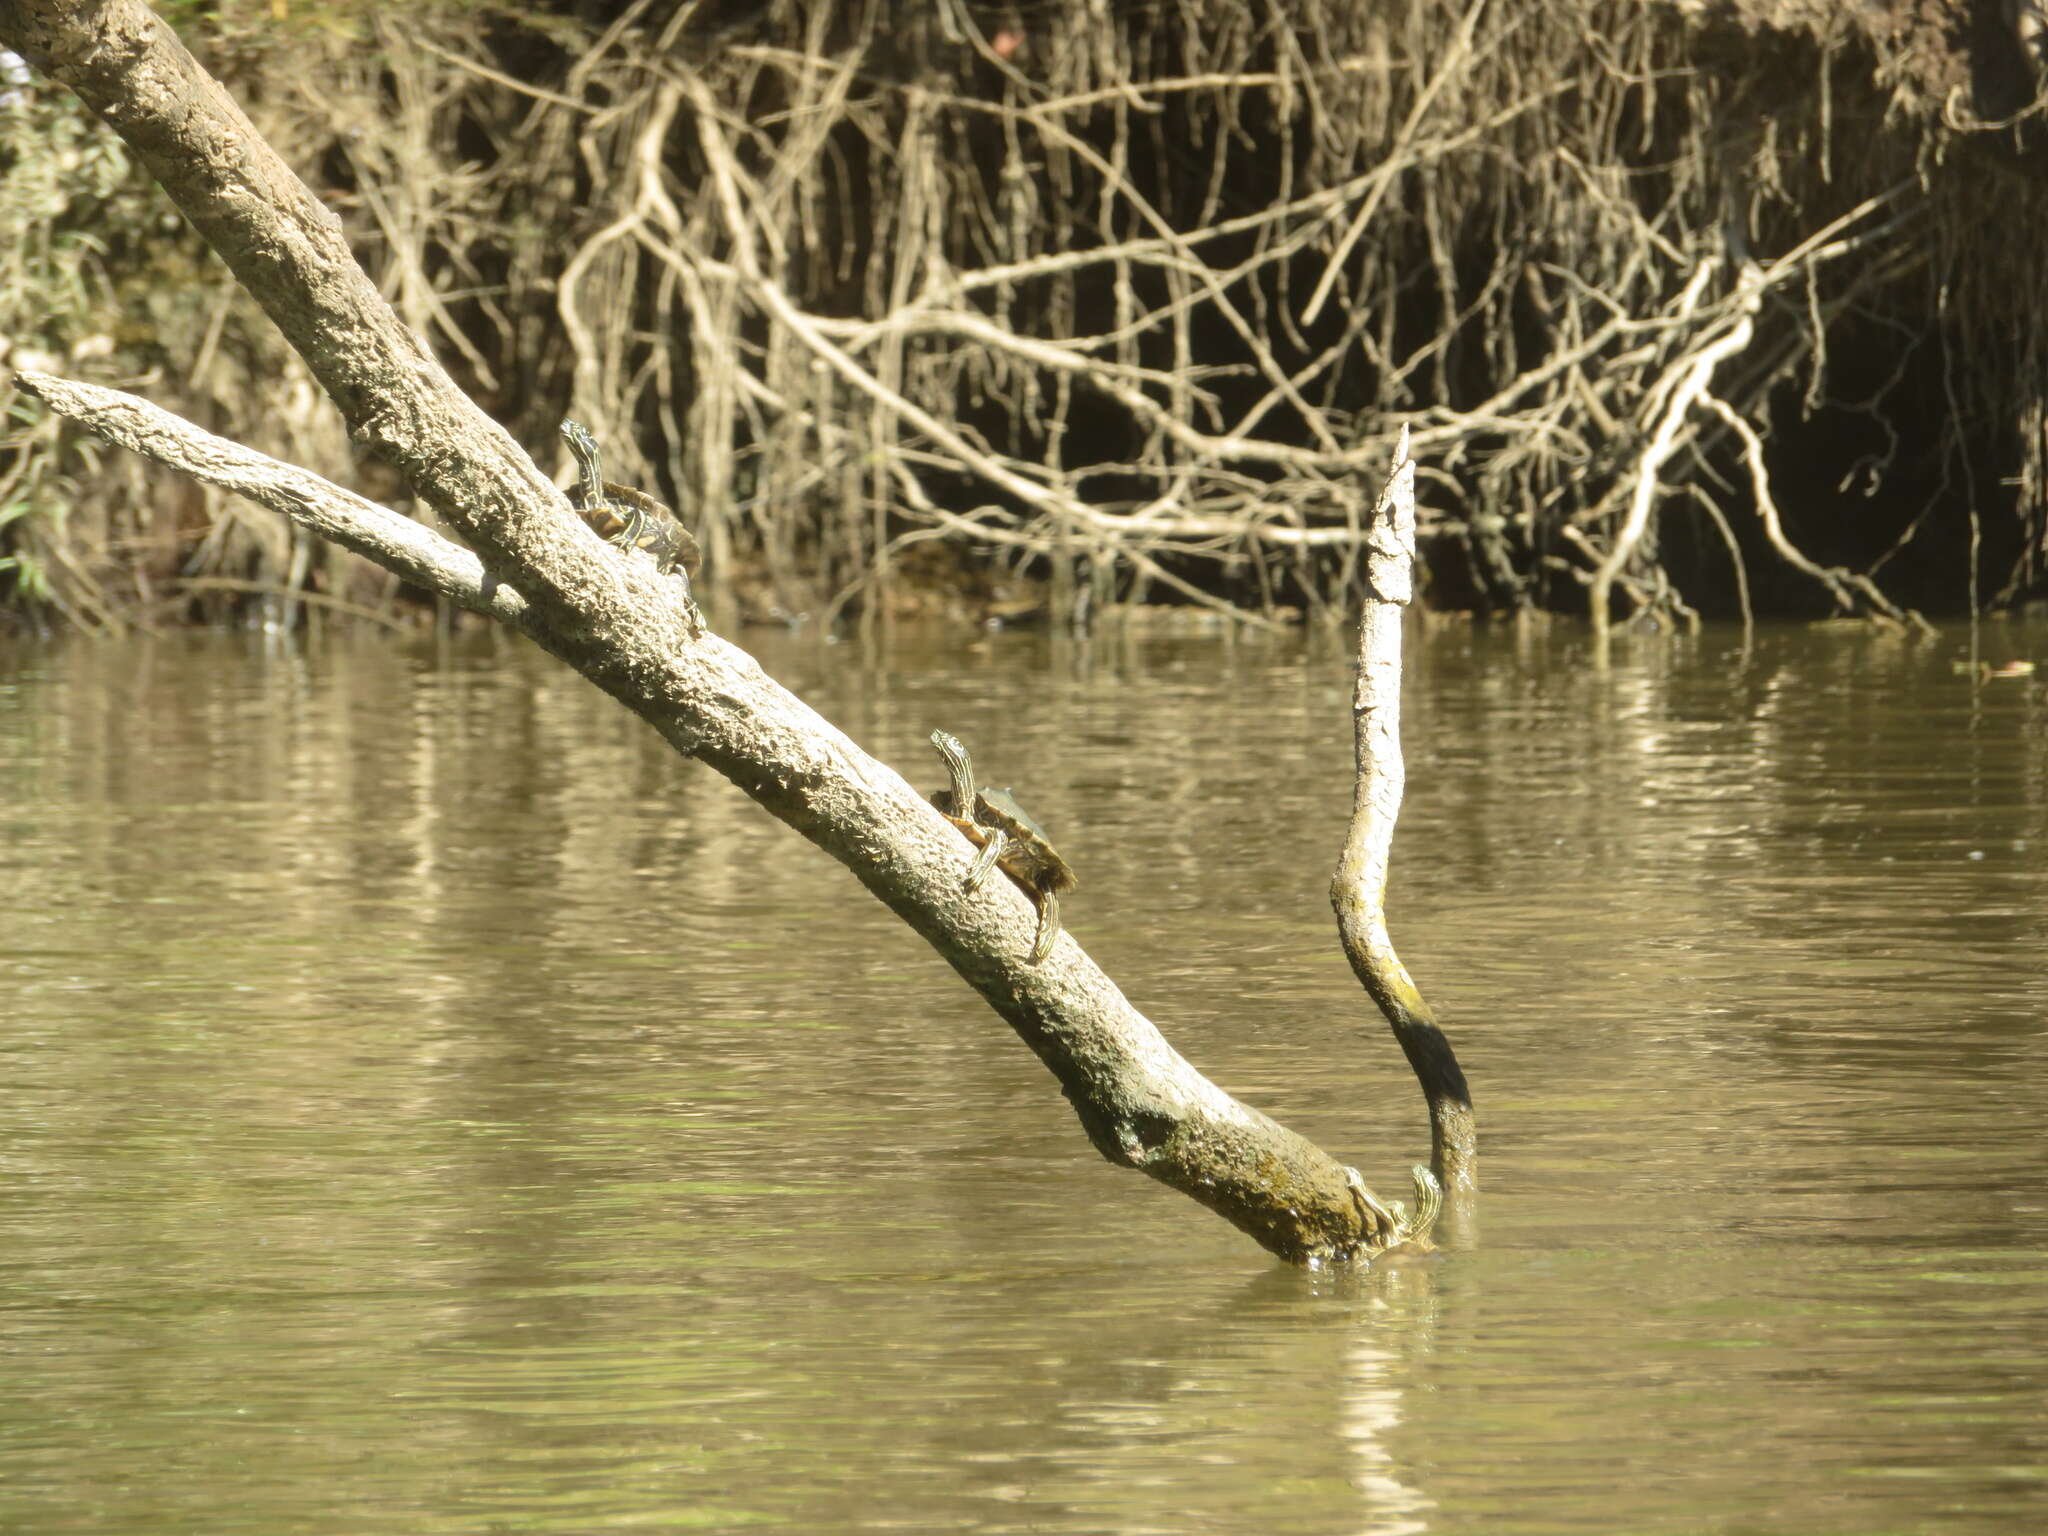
[1331, 428, 1477, 1197]
[1702, 394, 1935, 635]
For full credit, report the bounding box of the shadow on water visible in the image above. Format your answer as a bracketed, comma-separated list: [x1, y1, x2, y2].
[2, 618, 2046, 1533]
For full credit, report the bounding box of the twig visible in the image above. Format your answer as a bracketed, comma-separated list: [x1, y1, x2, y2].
[1301, 0, 1495, 325]
[169, 576, 417, 630]
[1702, 394, 1935, 634]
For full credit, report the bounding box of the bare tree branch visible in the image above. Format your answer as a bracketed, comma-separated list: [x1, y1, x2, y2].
[1332, 428, 1475, 1199]
[12, 370, 527, 626]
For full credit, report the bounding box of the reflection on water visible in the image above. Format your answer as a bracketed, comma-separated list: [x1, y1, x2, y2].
[2, 619, 2046, 1534]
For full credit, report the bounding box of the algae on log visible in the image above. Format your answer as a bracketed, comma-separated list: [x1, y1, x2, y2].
[1, 0, 1469, 1265]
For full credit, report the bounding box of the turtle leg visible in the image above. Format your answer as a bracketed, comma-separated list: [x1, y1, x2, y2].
[963, 826, 1006, 889]
[613, 502, 647, 550]
[672, 561, 703, 636]
[1343, 1165, 1401, 1244]
[1030, 888, 1061, 962]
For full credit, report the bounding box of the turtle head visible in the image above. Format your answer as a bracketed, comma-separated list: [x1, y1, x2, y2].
[560, 420, 606, 500]
[560, 419, 600, 460]
[929, 730, 977, 809]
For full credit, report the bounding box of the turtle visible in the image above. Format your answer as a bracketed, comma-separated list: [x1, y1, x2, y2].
[928, 729, 1076, 963]
[560, 419, 703, 591]
[1344, 1163, 1444, 1253]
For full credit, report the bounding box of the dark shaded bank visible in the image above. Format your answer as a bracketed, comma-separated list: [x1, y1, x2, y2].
[4, 0, 2047, 635]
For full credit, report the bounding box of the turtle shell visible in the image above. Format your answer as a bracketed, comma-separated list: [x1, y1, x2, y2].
[973, 786, 1075, 897]
[580, 482, 702, 578]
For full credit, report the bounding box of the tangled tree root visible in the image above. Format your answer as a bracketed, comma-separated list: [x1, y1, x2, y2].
[13, 0, 2048, 630]
[526, 1, 2040, 630]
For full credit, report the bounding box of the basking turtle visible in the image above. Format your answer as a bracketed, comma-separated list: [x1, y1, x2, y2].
[928, 729, 1076, 963]
[560, 419, 702, 588]
[1345, 1164, 1444, 1253]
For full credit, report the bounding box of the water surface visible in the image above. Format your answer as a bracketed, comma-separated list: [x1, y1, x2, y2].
[3, 618, 2046, 1533]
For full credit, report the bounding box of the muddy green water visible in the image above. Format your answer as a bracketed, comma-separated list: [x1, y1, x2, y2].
[3, 619, 2046, 1534]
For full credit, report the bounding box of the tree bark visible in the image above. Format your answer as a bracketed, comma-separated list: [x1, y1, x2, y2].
[0, 0, 1470, 1264]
